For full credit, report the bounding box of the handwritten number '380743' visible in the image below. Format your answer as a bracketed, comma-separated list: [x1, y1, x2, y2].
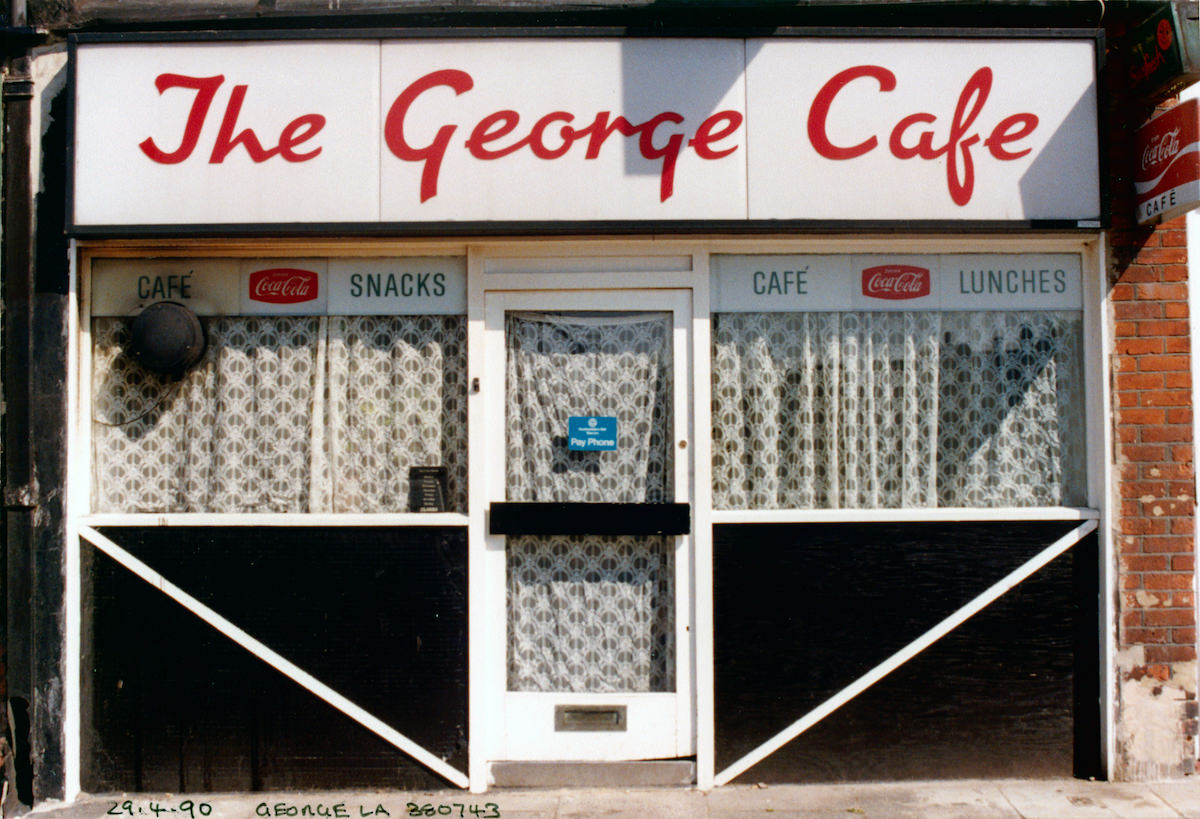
[406, 805, 499, 818]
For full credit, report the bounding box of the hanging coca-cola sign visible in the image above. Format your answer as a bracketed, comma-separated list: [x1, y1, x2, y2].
[1135, 98, 1200, 224]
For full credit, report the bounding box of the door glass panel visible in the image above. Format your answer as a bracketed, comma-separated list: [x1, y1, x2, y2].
[504, 312, 673, 503]
[507, 533, 674, 693]
[504, 311, 676, 694]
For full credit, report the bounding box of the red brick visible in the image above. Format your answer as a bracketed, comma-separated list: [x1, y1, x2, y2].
[1111, 282, 1136, 301]
[1120, 481, 1168, 497]
[1163, 372, 1194, 390]
[1172, 517, 1195, 534]
[1123, 444, 1167, 461]
[1116, 337, 1164, 355]
[1137, 282, 1190, 300]
[1145, 499, 1196, 516]
[1140, 355, 1191, 372]
[1161, 264, 1190, 282]
[1115, 302, 1164, 320]
[1145, 645, 1198, 663]
[1167, 408, 1193, 424]
[1172, 555, 1195, 572]
[1122, 517, 1169, 534]
[1125, 627, 1170, 643]
[1119, 266, 1168, 283]
[1135, 248, 1188, 264]
[1165, 302, 1191, 319]
[1142, 536, 1194, 553]
[1147, 463, 1195, 480]
[1173, 444, 1195, 462]
[1115, 372, 1163, 390]
[1142, 390, 1191, 407]
[1119, 408, 1167, 425]
[1172, 627, 1196, 644]
[1122, 554, 1169, 571]
[1143, 573, 1194, 590]
[1137, 320, 1191, 337]
[1115, 391, 1140, 408]
[1141, 425, 1193, 443]
[1104, 283, 1132, 302]
[1166, 337, 1192, 353]
[1145, 609, 1196, 627]
[1123, 610, 1145, 628]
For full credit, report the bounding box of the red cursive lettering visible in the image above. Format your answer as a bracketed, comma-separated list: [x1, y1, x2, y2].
[808, 65, 1039, 207]
[139, 74, 224, 164]
[140, 73, 326, 165]
[248, 269, 319, 304]
[862, 265, 931, 300]
[384, 69, 742, 204]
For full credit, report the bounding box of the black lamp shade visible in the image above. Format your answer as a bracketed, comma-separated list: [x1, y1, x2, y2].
[129, 302, 206, 376]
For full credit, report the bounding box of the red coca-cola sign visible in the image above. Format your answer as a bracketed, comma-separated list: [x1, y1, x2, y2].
[1135, 98, 1200, 225]
[248, 268, 319, 303]
[861, 265, 931, 300]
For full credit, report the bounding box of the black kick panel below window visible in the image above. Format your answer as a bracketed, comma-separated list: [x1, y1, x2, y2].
[714, 522, 1100, 782]
[82, 527, 468, 792]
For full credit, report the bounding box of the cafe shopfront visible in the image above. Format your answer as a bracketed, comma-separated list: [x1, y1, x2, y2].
[62, 30, 1110, 793]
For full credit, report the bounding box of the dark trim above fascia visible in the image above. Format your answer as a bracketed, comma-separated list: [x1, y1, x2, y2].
[65, 219, 1107, 239]
[68, 25, 1104, 45]
[54, 0, 1113, 38]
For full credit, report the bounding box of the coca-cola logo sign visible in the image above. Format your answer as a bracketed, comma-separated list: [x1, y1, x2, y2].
[1141, 127, 1184, 175]
[862, 264, 931, 300]
[249, 268, 319, 303]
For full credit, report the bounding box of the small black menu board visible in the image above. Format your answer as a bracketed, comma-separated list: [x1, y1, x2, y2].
[408, 466, 448, 513]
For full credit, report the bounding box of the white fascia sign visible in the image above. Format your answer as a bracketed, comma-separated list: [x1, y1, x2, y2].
[72, 37, 1101, 227]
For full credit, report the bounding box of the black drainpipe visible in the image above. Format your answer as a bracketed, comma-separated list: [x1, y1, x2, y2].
[3, 0, 44, 804]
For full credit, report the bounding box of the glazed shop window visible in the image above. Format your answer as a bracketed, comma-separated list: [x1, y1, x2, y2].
[710, 254, 1088, 510]
[89, 259, 467, 514]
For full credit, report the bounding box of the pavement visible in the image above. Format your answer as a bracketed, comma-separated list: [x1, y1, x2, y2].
[19, 780, 1200, 819]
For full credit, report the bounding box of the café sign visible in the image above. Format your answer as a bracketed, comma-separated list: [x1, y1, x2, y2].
[1135, 98, 1200, 225]
[72, 37, 1101, 227]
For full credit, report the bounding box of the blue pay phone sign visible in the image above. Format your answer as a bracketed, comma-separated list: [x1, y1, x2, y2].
[568, 416, 618, 451]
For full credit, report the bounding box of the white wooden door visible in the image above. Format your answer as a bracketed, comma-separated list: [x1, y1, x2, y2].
[483, 289, 694, 761]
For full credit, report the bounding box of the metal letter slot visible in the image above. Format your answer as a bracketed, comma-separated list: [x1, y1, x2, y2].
[554, 705, 628, 732]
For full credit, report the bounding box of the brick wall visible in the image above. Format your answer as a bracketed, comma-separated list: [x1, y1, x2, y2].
[1108, 87, 1200, 775]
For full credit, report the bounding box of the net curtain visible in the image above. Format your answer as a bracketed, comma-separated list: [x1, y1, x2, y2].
[711, 310, 1087, 510]
[91, 315, 468, 514]
[503, 312, 676, 693]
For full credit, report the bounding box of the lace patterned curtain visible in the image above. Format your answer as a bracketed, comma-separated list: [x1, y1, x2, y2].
[711, 310, 1086, 510]
[507, 534, 674, 693]
[505, 312, 673, 503]
[504, 312, 675, 693]
[91, 315, 467, 513]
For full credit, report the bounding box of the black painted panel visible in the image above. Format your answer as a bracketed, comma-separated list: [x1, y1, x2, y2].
[714, 522, 1098, 782]
[490, 502, 690, 535]
[82, 527, 467, 791]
